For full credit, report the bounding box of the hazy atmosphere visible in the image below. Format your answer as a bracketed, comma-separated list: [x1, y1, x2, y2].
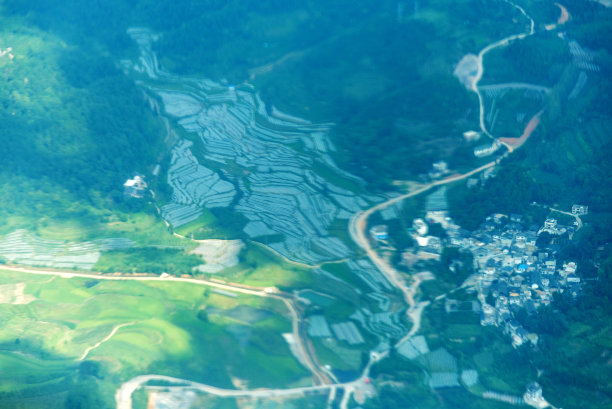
[0, 1, 610, 408]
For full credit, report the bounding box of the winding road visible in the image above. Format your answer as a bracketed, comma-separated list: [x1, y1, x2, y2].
[342, 0, 539, 400]
[3, 2, 545, 408]
[472, 0, 536, 148]
[115, 375, 334, 409]
[0, 263, 329, 390]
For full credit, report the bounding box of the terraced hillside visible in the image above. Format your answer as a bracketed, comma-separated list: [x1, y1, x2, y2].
[0, 270, 308, 408]
[126, 28, 377, 265]
[0, 230, 133, 270]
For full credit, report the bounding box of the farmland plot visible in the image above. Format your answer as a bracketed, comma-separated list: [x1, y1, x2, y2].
[126, 28, 371, 264]
[0, 229, 96, 269]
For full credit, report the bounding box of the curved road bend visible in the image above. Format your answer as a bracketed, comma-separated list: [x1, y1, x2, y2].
[472, 0, 536, 147]
[115, 375, 335, 409]
[348, 161, 497, 332]
[122, 2, 539, 406]
[347, 0, 537, 377]
[0, 264, 329, 386]
[9, 3, 542, 407]
[115, 368, 377, 409]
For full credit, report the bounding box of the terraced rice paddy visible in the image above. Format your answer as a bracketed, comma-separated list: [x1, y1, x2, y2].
[0, 230, 133, 270]
[330, 322, 365, 345]
[397, 335, 430, 360]
[121, 28, 417, 376]
[126, 28, 372, 265]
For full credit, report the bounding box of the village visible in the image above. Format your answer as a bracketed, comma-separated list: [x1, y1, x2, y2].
[369, 181, 588, 349]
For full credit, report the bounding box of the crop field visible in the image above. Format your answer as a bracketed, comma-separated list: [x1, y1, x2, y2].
[214, 244, 313, 288]
[0, 214, 203, 275]
[0, 269, 308, 404]
[125, 28, 373, 266]
[416, 299, 535, 398]
[311, 338, 363, 373]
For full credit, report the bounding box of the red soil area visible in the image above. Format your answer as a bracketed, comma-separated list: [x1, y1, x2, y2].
[555, 3, 569, 24]
[499, 113, 541, 150]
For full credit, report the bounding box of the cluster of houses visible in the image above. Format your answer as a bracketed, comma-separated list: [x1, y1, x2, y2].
[473, 140, 502, 158]
[453, 210, 584, 347]
[374, 186, 588, 348]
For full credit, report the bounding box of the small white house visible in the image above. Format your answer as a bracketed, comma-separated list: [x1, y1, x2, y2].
[571, 204, 588, 215]
[124, 176, 147, 198]
[370, 225, 389, 241]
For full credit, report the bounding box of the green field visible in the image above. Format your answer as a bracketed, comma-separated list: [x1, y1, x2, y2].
[0, 0, 609, 408]
[0, 270, 308, 408]
[215, 244, 313, 289]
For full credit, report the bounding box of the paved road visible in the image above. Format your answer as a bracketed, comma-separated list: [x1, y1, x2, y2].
[116, 375, 333, 407]
[555, 2, 569, 25]
[0, 264, 329, 393]
[479, 83, 550, 93]
[115, 374, 371, 409]
[1, 265, 268, 296]
[472, 0, 536, 148]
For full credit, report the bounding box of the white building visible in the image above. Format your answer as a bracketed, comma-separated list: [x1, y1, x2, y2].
[434, 161, 448, 172]
[123, 176, 147, 198]
[474, 140, 501, 158]
[572, 204, 588, 215]
[463, 130, 481, 142]
[413, 218, 428, 236]
[564, 261, 577, 274]
[370, 225, 389, 241]
[544, 218, 557, 229]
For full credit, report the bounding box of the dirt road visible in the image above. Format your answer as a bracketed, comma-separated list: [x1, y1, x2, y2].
[79, 323, 134, 361]
[472, 0, 536, 145]
[0, 264, 329, 391]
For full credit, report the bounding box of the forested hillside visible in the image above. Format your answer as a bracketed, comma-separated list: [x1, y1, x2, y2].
[0, 15, 166, 232]
[3, 0, 528, 186]
[0, 1, 610, 407]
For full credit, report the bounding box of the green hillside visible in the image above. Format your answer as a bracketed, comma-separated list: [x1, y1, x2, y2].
[0, 15, 206, 273]
[2, 0, 530, 186]
[447, 2, 612, 407]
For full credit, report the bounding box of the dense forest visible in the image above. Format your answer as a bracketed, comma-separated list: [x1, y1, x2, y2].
[0, 14, 166, 231]
[2, 0, 527, 186]
[448, 2, 612, 407]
